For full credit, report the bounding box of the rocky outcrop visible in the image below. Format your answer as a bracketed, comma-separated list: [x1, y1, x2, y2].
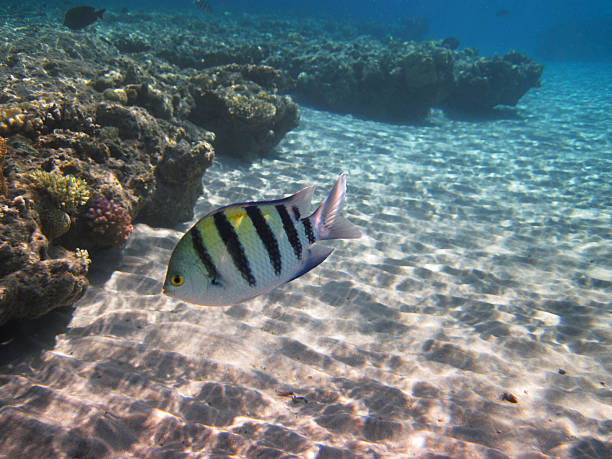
[188, 64, 299, 158]
[264, 40, 542, 122]
[442, 50, 544, 114]
[0, 194, 89, 324]
[0, 24, 299, 325]
[138, 13, 542, 122]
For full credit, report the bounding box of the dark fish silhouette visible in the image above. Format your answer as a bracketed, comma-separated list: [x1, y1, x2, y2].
[63, 6, 105, 30]
[441, 37, 460, 50]
[194, 0, 212, 12]
[496, 9, 510, 17]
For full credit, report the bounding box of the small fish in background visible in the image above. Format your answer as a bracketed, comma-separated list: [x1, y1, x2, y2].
[163, 173, 362, 306]
[193, 0, 212, 13]
[496, 9, 510, 17]
[63, 6, 105, 30]
[441, 37, 460, 50]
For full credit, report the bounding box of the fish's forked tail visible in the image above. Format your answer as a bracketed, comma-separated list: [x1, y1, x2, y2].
[312, 172, 362, 240]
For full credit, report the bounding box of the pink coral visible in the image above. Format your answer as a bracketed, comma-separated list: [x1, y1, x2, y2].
[85, 197, 133, 247]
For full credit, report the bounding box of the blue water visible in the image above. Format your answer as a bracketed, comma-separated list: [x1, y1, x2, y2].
[94, 0, 612, 58]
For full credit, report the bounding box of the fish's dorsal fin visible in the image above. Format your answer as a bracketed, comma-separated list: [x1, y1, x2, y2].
[278, 185, 315, 219]
[200, 185, 315, 221]
[288, 245, 334, 282]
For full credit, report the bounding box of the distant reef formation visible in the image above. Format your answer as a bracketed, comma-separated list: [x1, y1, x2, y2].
[124, 12, 543, 122]
[266, 40, 543, 121]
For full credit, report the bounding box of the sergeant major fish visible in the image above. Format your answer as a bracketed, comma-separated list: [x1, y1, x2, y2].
[162, 173, 362, 306]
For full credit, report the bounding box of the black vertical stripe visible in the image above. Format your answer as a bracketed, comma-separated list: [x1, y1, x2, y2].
[213, 212, 256, 287]
[190, 227, 219, 282]
[246, 205, 281, 275]
[302, 218, 316, 244]
[276, 204, 302, 260]
[292, 205, 301, 221]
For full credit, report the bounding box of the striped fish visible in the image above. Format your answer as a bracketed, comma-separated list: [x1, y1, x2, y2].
[162, 173, 362, 306]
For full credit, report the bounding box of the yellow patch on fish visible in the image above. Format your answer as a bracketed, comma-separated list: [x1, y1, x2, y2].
[224, 208, 247, 229]
[259, 205, 284, 238]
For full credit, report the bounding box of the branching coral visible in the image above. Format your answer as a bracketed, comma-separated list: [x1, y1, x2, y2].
[74, 248, 91, 272]
[28, 170, 90, 212]
[85, 197, 133, 247]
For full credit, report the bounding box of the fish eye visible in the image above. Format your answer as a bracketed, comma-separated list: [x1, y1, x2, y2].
[170, 274, 184, 286]
[211, 278, 222, 287]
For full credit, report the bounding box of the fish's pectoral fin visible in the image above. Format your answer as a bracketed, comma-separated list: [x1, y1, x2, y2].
[288, 245, 334, 282]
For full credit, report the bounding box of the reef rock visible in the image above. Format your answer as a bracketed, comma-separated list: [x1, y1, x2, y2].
[188, 64, 299, 158]
[0, 195, 89, 325]
[266, 38, 454, 122]
[442, 50, 544, 114]
[265, 39, 542, 122]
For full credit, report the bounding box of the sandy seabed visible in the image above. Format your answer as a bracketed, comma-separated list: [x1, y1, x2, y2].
[1, 63, 611, 458]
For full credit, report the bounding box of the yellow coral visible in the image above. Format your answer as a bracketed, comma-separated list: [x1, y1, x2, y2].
[75, 248, 91, 271]
[29, 170, 90, 211]
[0, 103, 43, 136]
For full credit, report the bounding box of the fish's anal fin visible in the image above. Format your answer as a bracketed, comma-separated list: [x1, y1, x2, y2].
[288, 245, 334, 282]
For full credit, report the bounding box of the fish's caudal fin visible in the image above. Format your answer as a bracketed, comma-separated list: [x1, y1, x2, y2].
[312, 173, 362, 240]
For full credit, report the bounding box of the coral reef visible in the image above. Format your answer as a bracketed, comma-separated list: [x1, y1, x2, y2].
[443, 50, 544, 114]
[0, 14, 303, 324]
[120, 11, 542, 122]
[264, 39, 542, 121]
[0, 196, 89, 324]
[189, 64, 299, 157]
[28, 171, 90, 212]
[85, 197, 133, 248]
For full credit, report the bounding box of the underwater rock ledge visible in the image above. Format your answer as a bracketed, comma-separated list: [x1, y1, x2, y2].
[266, 40, 543, 122]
